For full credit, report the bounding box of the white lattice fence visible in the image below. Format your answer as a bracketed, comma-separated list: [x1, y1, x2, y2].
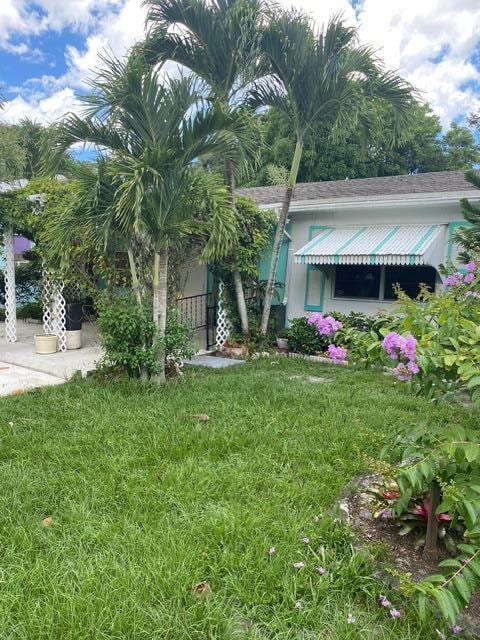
[215, 281, 232, 349]
[3, 227, 17, 343]
[42, 271, 67, 352]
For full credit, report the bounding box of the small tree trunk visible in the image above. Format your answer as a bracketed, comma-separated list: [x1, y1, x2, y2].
[127, 247, 148, 380]
[260, 136, 303, 335]
[225, 158, 249, 335]
[152, 246, 168, 385]
[423, 479, 441, 562]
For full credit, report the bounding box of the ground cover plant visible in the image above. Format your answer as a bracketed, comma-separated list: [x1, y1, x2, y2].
[0, 358, 478, 639]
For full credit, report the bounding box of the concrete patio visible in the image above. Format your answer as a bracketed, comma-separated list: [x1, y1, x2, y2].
[0, 322, 103, 395]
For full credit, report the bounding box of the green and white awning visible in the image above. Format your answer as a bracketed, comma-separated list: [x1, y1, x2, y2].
[294, 224, 446, 266]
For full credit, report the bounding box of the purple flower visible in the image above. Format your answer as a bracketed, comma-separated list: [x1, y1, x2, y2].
[379, 595, 391, 607]
[327, 344, 347, 363]
[268, 546, 276, 556]
[466, 261, 476, 273]
[347, 613, 356, 624]
[393, 362, 413, 382]
[389, 608, 401, 618]
[307, 313, 342, 337]
[293, 561, 305, 570]
[407, 361, 419, 374]
[464, 272, 475, 284]
[444, 272, 464, 287]
[302, 536, 310, 545]
[379, 508, 393, 519]
[452, 625, 463, 635]
[294, 601, 303, 609]
[316, 566, 326, 575]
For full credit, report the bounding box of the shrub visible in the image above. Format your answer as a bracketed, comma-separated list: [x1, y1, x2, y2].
[97, 296, 194, 379]
[287, 316, 328, 354]
[17, 301, 43, 320]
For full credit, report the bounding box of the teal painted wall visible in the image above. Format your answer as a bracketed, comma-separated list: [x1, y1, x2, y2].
[259, 221, 291, 305]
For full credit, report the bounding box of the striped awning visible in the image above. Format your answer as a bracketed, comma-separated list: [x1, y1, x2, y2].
[294, 224, 446, 266]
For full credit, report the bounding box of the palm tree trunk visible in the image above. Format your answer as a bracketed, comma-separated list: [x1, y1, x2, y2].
[152, 246, 169, 385]
[225, 158, 249, 335]
[127, 247, 148, 380]
[127, 248, 142, 306]
[260, 136, 303, 335]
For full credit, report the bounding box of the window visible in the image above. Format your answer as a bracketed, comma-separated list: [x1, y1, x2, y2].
[384, 266, 437, 299]
[334, 265, 381, 299]
[333, 265, 438, 300]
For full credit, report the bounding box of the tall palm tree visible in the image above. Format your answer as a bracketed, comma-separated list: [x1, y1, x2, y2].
[50, 52, 251, 382]
[252, 12, 414, 335]
[141, 0, 267, 335]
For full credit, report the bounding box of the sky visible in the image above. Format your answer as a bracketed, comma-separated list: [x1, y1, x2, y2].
[0, 0, 480, 130]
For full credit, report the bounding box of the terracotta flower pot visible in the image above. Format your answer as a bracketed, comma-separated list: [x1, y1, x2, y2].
[34, 334, 58, 354]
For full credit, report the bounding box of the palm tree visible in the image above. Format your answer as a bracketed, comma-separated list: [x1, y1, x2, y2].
[252, 12, 413, 335]
[50, 52, 251, 382]
[141, 0, 267, 335]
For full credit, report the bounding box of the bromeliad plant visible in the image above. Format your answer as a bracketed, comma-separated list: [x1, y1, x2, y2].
[380, 421, 480, 628]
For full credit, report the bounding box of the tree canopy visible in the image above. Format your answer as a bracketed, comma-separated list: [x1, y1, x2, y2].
[241, 102, 480, 187]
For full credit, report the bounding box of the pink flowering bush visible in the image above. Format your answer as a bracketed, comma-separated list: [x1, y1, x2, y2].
[371, 259, 480, 403]
[327, 344, 347, 363]
[307, 312, 342, 336]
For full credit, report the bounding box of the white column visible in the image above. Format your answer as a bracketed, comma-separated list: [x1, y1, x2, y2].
[3, 227, 17, 343]
[42, 270, 67, 352]
[215, 281, 232, 350]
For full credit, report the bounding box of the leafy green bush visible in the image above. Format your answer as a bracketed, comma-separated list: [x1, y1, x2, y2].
[17, 301, 43, 320]
[286, 316, 328, 354]
[97, 296, 194, 379]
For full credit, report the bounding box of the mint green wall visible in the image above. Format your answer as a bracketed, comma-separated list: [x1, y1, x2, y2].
[259, 221, 291, 305]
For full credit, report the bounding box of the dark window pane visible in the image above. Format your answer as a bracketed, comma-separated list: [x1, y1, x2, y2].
[334, 265, 381, 299]
[384, 266, 437, 299]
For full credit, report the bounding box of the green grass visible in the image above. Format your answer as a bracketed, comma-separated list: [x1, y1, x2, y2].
[0, 358, 477, 639]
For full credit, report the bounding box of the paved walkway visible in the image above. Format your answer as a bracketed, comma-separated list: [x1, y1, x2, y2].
[0, 361, 65, 396]
[184, 355, 245, 368]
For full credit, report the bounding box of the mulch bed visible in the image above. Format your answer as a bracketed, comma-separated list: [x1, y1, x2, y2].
[338, 474, 480, 637]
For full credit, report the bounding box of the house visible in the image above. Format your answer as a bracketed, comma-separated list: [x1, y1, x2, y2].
[237, 170, 480, 321]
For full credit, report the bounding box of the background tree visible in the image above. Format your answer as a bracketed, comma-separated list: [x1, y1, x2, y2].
[142, 0, 266, 335]
[243, 101, 479, 187]
[454, 170, 480, 262]
[0, 124, 26, 181]
[251, 12, 413, 335]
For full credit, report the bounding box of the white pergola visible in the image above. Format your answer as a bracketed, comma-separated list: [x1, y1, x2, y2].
[1, 180, 67, 351]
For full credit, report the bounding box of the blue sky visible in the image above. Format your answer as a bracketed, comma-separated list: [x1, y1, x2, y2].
[1, 0, 480, 130]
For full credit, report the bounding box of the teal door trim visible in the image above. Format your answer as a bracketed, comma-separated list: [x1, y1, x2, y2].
[304, 225, 329, 312]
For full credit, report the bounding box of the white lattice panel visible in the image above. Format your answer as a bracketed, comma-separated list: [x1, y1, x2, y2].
[3, 227, 17, 343]
[215, 281, 232, 349]
[42, 271, 67, 352]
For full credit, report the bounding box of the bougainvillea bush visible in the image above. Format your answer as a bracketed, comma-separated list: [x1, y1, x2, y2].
[377, 261, 480, 404]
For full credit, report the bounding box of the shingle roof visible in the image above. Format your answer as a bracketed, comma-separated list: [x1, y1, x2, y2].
[238, 170, 480, 206]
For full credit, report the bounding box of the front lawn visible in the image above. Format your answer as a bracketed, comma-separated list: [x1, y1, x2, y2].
[0, 358, 476, 639]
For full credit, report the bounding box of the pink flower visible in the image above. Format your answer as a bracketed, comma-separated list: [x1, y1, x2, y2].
[316, 566, 326, 575]
[293, 561, 305, 570]
[389, 608, 401, 618]
[379, 595, 391, 607]
[327, 344, 347, 363]
[379, 508, 393, 519]
[452, 625, 463, 635]
[307, 313, 342, 336]
[464, 272, 475, 284]
[466, 261, 476, 273]
[268, 546, 276, 556]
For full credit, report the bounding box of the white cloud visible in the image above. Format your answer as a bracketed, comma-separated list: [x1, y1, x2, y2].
[0, 88, 80, 124]
[1, 0, 480, 127]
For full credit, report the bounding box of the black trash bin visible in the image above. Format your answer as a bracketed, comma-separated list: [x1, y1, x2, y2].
[65, 302, 83, 331]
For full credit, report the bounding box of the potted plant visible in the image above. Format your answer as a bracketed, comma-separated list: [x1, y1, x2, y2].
[223, 333, 248, 358]
[276, 329, 290, 351]
[34, 333, 58, 354]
